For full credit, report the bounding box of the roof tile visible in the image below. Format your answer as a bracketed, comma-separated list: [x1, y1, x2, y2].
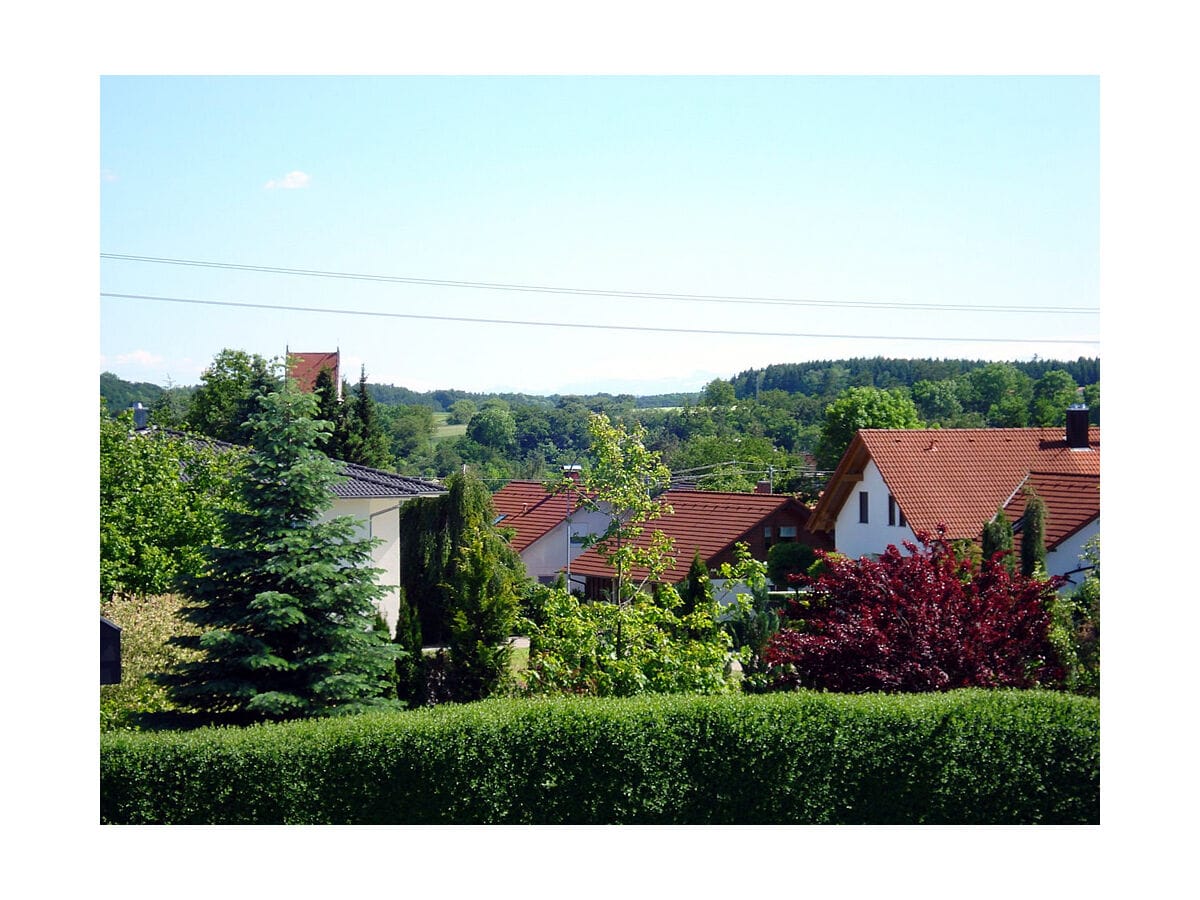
[812, 426, 1099, 541]
[568, 489, 824, 583]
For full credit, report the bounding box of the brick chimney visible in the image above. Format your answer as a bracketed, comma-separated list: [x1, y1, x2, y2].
[755, 480, 772, 495]
[1066, 405, 1090, 449]
[563, 465, 582, 483]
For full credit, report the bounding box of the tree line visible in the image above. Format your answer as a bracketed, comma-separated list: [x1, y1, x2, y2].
[102, 353, 1099, 492]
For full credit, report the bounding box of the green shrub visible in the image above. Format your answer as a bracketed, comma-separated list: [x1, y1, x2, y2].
[101, 690, 1098, 824]
[100, 593, 200, 731]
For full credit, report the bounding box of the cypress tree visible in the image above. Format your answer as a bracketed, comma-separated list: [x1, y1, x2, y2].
[392, 588, 425, 704]
[161, 383, 400, 722]
[680, 550, 712, 619]
[982, 507, 1015, 573]
[1020, 489, 1048, 578]
[397, 470, 526, 702]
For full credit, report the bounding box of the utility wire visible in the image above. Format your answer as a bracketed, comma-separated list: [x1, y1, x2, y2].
[100, 292, 1101, 347]
[100, 253, 1099, 315]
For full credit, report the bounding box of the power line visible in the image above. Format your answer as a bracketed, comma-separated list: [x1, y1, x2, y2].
[99, 291, 1101, 347]
[100, 253, 1099, 315]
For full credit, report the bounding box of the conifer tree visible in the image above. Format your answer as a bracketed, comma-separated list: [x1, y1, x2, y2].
[982, 507, 1015, 573]
[396, 470, 525, 702]
[392, 588, 424, 704]
[680, 550, 712, 620]
[161, 383, 400, 721]
[342, 366, 393, 469]
[312, 367, 348, 458]
[1020, 490, 1048, 578]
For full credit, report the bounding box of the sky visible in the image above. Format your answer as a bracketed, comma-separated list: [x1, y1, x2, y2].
[100, 75, 1100, 396]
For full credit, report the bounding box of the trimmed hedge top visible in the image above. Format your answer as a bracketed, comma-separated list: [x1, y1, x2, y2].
[101, 690, 1099, 825]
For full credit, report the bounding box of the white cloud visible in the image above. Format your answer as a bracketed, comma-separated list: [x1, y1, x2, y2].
[114, 349, 165, 367]
[264, 170, 311, 190]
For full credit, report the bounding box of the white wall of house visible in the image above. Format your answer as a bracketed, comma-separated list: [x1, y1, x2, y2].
[831, 459, 917, 560]
[1046, 519, 1099, 590]
[324, 497, 408, 635]
[519, 506, 612, 590]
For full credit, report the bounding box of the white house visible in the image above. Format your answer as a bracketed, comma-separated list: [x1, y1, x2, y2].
[808, 408, 1099, 588]
[490, 473, 611, 594]
[325, 462, 445, 633]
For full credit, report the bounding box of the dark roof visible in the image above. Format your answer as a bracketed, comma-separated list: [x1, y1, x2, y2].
[144, 427, 443, 499]
[330, 462, 444, 499]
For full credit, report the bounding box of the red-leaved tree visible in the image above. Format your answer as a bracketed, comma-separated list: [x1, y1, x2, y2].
[763, 529, 1065, 693]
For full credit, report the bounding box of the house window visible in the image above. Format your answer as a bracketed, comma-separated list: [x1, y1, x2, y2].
[888, 495, 897, 526]
[778, 525, 797, 541]
[859, 491, 869, 524]
[763, 526, 773, 539]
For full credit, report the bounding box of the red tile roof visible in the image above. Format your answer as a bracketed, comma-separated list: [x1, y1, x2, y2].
[567, 489, 823, 583]
[810, 427, 1100, 542]
[288, 351, 340, 394]
[1004, 471, 1100, 552]
[491, 480, 590, 553]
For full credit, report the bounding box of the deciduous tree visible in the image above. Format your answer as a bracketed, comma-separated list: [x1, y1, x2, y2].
[186, 349, 282, 443]
[100, 405, 239, 602]
[522, 414, 731, 697]
[815, 386, 923, 470]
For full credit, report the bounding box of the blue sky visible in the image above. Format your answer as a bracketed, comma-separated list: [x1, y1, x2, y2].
[100, 75, 1099, 395]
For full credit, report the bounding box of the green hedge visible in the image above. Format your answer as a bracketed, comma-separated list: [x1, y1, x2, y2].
[100, 690, 1099, 824]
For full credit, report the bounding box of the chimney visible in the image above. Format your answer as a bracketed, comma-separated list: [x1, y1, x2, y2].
[563, 465, 582, 483]
[755, 480, 772, 495]
[1066, 405, 1090, 449]
[129, 402, 149, 429]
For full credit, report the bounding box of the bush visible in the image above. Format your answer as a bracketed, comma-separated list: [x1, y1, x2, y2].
[766, 541, 817, 590]
[766, 529, 1064, 693]
[101, 690, 1099, 824]
[522, 586, 732, 697]
[100, 593, 200, 731]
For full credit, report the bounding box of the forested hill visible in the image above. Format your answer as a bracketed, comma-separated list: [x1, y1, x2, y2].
[102, 356, 1098, 415]
[729, 357, 1100, 400]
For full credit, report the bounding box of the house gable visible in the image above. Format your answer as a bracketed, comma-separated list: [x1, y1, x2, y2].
[811, 426, 1099, 546]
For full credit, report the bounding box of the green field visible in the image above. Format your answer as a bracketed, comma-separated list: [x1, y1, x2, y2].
[432, 413, 467, 441]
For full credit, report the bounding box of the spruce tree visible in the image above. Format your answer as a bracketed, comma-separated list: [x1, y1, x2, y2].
[343, 366, 393, 469]
[1020, 489, 1048, 578]
[162, 383, 400, 722]
[982, 508, 1015, 573]
[312, 367, 348, 458]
